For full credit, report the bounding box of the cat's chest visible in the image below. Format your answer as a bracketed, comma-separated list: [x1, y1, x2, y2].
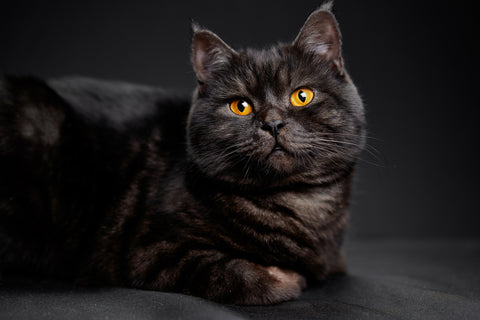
[271, 189, 340, 226]
[218, 186, 345, 237]
[211, 187, 347, 270]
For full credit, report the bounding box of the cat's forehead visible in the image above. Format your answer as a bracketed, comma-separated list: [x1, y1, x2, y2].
[244, 47, 283, 65]
[241, 47, 287, 80]
[225, 46, 324, 100]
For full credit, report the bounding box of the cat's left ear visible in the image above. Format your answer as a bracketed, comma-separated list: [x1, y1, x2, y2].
[192, 24, 237, 88]
[293, 3, 344, 75]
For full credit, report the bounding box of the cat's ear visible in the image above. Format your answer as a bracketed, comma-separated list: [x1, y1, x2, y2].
[192, 23, 237, 87]
[293, 2, 344, 75]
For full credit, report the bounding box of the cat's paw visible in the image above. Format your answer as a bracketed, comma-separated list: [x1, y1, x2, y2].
[266, 266, 307, 292]
[240, 265, 306, 305]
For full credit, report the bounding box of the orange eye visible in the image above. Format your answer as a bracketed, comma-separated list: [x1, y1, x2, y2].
[230, 99, 253, 116]
[290, 88, 314, 107]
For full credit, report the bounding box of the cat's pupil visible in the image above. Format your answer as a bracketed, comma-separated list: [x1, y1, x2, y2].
[298, 91, 307, 103]
[238, 101, 247, 112]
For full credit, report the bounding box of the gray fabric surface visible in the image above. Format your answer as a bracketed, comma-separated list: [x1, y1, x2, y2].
[1, 239, 479, 320]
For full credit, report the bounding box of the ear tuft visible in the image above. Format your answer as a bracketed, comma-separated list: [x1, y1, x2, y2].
[191, 20, 201, 34]
[319, 0, 334, 12]
[293, 4, 344, 75]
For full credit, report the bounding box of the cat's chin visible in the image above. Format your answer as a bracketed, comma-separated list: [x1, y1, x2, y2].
[265, 148, 297, 174]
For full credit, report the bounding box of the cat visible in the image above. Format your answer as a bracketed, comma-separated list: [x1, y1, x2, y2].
[0, 2, 365, 305]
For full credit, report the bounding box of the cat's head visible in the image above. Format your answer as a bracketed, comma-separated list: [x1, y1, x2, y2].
[187, 3, 365, 187]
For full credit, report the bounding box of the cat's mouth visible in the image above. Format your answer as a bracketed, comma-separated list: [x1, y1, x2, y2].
[264, 142, 297, 173]
[269, 143, 288, 156]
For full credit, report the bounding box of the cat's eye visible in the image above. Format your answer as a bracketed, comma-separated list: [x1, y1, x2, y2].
[290, 88, 314, 107]
[230, 99, 253, 116]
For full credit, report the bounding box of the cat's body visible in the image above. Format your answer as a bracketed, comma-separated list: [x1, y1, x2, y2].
[0, 4, 365, 304]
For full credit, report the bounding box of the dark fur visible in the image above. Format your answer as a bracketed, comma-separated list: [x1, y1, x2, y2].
[0, 5, 365, 305]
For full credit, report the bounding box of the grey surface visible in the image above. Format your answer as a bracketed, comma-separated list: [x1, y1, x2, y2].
[0, 282, 244, 320]
[230, 239, 480, 319]
[1, 239, 479, 320]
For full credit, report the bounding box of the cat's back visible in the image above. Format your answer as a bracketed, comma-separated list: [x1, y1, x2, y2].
[48, 76, 189, 131]
[0, 75, 191, 275]
[0, 75, 191, 196]
[0, 75, 191, 152]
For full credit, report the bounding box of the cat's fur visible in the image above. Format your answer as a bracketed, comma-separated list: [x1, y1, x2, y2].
[0, 3, 365, 305]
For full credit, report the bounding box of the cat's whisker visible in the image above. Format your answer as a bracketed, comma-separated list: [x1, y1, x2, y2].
[315, 137, 362, 149]
[213, 140, 256, 166]
[309, 139, 385, 167]
[361, 144, 386, 164]
[295, 132, 362, 149]
[298, 141, 384, 168]
[300, 132, 386, 166]
[242, 155, 253, 181]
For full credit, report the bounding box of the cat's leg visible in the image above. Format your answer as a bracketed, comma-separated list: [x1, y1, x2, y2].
[328, 250, 346, 275]
[130, 250, 306, 305]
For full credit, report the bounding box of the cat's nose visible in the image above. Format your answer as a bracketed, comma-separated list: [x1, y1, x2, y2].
[261, 120, 285, 137]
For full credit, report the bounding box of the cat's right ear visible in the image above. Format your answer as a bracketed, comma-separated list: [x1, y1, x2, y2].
[293, 2, 344, 75]
[192, 23, 237, 90]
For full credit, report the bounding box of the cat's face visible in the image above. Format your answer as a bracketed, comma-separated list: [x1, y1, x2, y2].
[187, 6, 365, 186]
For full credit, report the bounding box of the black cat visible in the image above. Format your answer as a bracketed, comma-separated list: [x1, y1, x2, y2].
[0, 3, 365, 305]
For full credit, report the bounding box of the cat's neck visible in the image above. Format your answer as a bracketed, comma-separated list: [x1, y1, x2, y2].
[185, 160, 355, 197]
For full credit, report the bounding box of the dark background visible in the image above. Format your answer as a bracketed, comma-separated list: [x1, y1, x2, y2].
[1, 0, 478, 238]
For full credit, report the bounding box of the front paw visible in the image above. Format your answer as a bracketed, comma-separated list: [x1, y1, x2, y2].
[235, 264, 306, 305]
[143, 254, 307, 305]
[261, 266, 306, 303]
